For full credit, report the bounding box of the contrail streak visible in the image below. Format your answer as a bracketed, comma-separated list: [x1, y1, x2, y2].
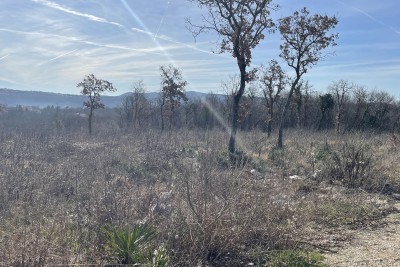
[120, 0, 173, 61]
[154, 0, 170, 38]
[131, 27, 216, 55]
[335, 0, 400, 36]
[121, 0, 220, 58]
[0, 54, 9, 61]
[0, 28, 165, 55]
[37, 49, 78, 66]
[32, 0, 123, 27]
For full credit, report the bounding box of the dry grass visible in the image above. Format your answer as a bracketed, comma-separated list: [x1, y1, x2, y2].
[0, 129, 398, 266]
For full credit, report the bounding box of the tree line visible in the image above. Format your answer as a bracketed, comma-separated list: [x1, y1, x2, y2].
[115, 77, 400, 134]
[0, 78, 398, 139]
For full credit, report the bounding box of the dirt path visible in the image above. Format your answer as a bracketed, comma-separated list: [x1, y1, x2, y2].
[324, 203, 400, 266]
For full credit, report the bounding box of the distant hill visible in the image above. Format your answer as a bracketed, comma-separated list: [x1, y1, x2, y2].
[0, 88, 218, 108]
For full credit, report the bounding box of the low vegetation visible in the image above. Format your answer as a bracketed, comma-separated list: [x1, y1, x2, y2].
[0, 121, 398, 265]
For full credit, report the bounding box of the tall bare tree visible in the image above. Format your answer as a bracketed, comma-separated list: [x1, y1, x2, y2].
[368, 90, 395, 131]
[77, 74, 116, 135]
[329, 80, 353, 134]
[120, 80, 148, 129]
[277, 7, 338, 148]
[301, 80, 313, 128]
[187, 0, 276, 156]
[131, 80, 148, 128]
[260, 60, 287, 137]
[351, 85, 369, 130]
[160, 65, 188, 131]
[221, 75, 240, 124]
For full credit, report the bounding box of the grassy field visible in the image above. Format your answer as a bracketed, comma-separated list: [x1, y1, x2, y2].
[0, 129, 399, 266]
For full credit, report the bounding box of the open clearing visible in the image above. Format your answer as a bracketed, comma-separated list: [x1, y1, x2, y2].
[323, 202, 400, 266]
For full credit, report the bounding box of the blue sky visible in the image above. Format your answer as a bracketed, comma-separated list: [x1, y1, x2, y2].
[0, 0, 399, 98]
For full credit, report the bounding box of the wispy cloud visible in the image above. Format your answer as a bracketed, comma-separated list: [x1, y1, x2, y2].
[31, 0, 123, 27]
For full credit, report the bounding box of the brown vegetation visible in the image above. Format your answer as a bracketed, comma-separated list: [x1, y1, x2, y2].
[0, 123, 399, 266]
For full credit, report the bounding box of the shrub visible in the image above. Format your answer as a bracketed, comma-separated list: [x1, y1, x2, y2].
[317, 142, 377, 189]
[331, 143, 373, 188]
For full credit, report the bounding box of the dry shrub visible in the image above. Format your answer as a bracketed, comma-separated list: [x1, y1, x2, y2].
[164, 146, 304, 266]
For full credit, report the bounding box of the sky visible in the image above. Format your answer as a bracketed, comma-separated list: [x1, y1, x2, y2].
[0, 0, 399, 98]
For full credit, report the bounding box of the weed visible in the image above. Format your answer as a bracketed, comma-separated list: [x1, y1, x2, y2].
[312, 199, 382, 227]
[268, 250, 327, 267]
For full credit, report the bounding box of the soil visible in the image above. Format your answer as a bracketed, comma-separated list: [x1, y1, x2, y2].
[322, 202, 400, 266]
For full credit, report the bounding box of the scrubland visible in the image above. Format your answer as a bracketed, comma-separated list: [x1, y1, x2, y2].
[0, 127, 399, 266]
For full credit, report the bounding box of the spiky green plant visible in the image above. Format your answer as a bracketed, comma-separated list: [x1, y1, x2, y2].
[103, 223, 156, 264]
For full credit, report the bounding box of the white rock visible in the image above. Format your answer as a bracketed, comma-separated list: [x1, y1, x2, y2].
[250, 169, 263, 179]
[288, 175, 305, 180]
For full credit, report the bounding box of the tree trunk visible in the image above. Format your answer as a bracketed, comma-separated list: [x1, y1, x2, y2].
[318, 110, 325, 131]
[160, 97, 165, 132]
[335, 109, 341, 134]
[277, 77, 301, 149]
[267, 102, 274, 138]
[228, 93, 241, 155]
[228, 61, 246, 156]
[161, 111, 164, 131]
[88, 109, 93, 136]
[295, 88, 303, 128]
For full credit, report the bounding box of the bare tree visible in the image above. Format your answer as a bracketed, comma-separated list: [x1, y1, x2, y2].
[77, 74, 116, 135]
[277, 7, 338, 148]
[368, 90, 395, 131]
[160, 65, 188, 131]
[120, 94, 134, 128]
[187, 0, 277, 156]
[120, 80, 148, 129]
[351, 85, 369, 130]
[329, 80, 353, 134]
[221, 75, 240, 123]
[259, 60, 287, 137]
[301, 80, 314, 128]
[131, 80, 148, 127]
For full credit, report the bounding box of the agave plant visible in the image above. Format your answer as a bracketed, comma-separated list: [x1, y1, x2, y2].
[103, 223, 156, 264]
